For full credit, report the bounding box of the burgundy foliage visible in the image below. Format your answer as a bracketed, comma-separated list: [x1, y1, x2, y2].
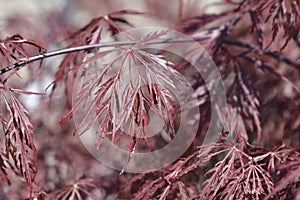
[0, 0, 299, 199]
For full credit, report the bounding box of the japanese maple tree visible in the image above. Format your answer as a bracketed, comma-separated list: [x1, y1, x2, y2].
[0, 0, 299, 199]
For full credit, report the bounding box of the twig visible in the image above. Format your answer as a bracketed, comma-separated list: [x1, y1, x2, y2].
[223, 38, 300, 68]
[0, 36, 208, 75]
[0, 36, 298, 75]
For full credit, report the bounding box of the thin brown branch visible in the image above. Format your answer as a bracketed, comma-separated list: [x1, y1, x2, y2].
[0, 36, 298, 76]
[0, 36, 209, 75]
[223, 38, 300, 68]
